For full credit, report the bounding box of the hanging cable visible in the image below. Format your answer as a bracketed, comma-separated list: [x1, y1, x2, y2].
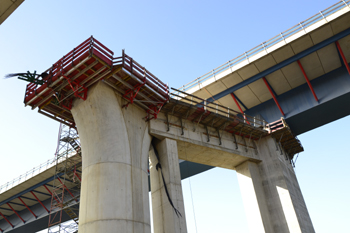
[188, 177, 198, 233]
[151, 142, 182, 218]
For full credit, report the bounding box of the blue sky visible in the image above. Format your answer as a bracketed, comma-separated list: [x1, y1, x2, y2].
[0, 0, 349, 232]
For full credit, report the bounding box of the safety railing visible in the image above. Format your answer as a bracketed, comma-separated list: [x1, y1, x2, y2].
[113, 51, 169, 99]
[178, 0, 350, 93]
[24, 36, 169, 105]
[24, 36, 114, 102]
[170, 88, 268, 128]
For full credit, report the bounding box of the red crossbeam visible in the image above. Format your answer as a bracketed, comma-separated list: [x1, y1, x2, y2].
[18, 197, 37, 218]
[0, 211, 14, 228]
[6, 203, 25, 223]
[30, 191, 49, 213]
[297, 60, 319, 102]
[336, 41, 350, 75]
[74, 167, 82, 182]
[43, 185, 60, 203]
[262, 77, 285, 116]
[57, 178, 75, 198]
[230, 93, 250, 125]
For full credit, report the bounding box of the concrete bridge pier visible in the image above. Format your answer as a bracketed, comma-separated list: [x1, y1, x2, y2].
[149, 138, 187, 233]
[236, 137, 315, 233]
[71, 82, 152, 233]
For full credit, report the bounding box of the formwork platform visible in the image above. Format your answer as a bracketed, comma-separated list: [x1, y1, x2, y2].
[22, 37, 302, 159]
[24, 36, 169, 127]
[167, 88, 268, 141]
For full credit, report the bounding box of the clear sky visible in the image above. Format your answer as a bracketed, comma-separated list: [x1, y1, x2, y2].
[0, 0, 349, 232]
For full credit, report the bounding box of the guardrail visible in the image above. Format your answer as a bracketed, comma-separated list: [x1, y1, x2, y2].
[171, 88, 269, 128]
[24, 36, 169, 107]
[178, 0, 350, 93]
[113, 51, 169, 99]
[24, 36, 114, 103]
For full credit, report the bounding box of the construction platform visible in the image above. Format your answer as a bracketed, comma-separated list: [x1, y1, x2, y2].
[24, 36, 169, 126]
[0, 36, 304, 232]
[22, 36, 303, 159]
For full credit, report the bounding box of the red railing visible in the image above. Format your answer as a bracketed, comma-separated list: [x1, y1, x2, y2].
[24, 37, 115, 103]
[113, 51, 169, 99]
[24, 36, 169, 112]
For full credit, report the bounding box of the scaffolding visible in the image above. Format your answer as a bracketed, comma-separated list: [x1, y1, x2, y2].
[23, 36, 169, 127]
[47, 124, 82, 233]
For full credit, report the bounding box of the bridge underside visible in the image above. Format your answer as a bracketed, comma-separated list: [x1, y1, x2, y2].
[246, 65, 350, 135]
[178, 3, 350, 137]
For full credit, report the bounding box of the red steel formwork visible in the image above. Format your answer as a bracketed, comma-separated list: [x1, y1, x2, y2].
[24, 36, 169, 127]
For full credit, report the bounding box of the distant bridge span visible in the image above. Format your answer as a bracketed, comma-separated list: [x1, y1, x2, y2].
[177, 1, 350, 135]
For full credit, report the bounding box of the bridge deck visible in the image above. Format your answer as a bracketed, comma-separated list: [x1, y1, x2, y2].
[175, 0, 350, 135]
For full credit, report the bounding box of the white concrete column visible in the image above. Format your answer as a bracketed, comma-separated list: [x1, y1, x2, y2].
[236, 136, 315, 233]
[149, 138, 187, 233]
[71, 81, 151, 233]
[236, 161, 273, 233]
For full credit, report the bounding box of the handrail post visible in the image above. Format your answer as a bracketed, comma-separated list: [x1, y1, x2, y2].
[122, 49, 125, 65]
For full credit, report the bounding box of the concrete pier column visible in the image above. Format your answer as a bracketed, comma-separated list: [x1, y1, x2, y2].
[149, 138, 187, 233]
[71, 82, 151, 233]
[236, 136, 314, 233]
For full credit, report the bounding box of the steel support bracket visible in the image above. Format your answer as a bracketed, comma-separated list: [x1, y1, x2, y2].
[241, 136, 248, 152]
[205, 126, 210, 142]
[217, 128, 222, 145]
[233, 133, 238, 149]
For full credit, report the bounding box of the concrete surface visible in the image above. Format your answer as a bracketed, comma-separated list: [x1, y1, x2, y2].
[149, 112, 261, 170]
[149, 138, 187, 233]
[71, 82, 151, 233]
[237, 137, 314, 233]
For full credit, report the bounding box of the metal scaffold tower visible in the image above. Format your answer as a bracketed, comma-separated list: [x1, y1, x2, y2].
[47, 124, 82, 233]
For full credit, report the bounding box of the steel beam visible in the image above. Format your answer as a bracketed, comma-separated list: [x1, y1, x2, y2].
[6, 203, 25, 223]
[230, 93, 244, 113]
[30, 191, 49, 213]
[57, 178, 75, 198]
[263, 77, 285, 116]
[18, 197, 37, 218]
[336, 41, 350, 75]
[0, 207, 11, 212]
[230, 93, 250, 124]
[207, 27, 350, 103]
[32, 190, 52, 197]
[8, 202, 24, 207]
[297, 60, 319, 102]
[19, 196, 37, 202]
[43, 184, 60, 203]
[0, 173, 64, 207]
[0, 211, 13, 228]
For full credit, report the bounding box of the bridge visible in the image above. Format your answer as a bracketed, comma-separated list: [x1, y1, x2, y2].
[0, 0, 24, 25]
[1, 1, 350, 233]
[175, 2, 350, 135]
